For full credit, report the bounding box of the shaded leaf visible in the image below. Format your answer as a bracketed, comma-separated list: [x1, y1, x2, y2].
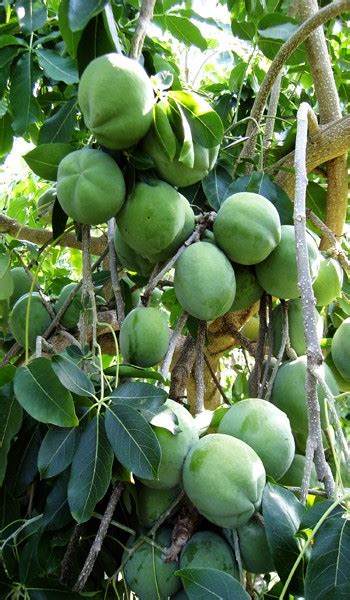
[68, 0, 108, 32]
[15, 0, 47, 33]
[202, 166, 232, 211]
[231, 20, 256, 41]
[0, 487, 20, 531]
[105, 403, 161, 480]
[110, 381, 167, 418]
[24, 143, 74, 181]
[104, 364, 166, 383]
[165, 15, 207, 50]
[37, 426, 78, 479]
[7, 422, 42, 496]
[9, 52, 40, 136]
[76, 12, 115, 76]
[299, 501, 345, 531]
[229, 62, 247, 91]
[14, 358, 79, 427]
[38, 98, 77, 144]
[36, 49, 79, 85]
[0, 112, 14, 159]
[176, 567, 250, 599]
[51, 197, 69, 241]
[58, 0, 82, 58]
[257, 14, 306, 65]
[0, 382, 23, 485]
[51, 354, 95, 398]
[41, 471, 72, 531]
[68, 415, 113, 523]
[318, 585, 350, 599]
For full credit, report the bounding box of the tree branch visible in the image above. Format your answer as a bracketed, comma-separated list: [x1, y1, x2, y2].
[107, 219, 125, 323]
[194, 321, 206, 415]
[129, 0, 156, 61]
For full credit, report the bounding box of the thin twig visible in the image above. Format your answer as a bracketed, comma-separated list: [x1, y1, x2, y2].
[159, 311, 188, 382]
[285, 486, 328, 498]
[12, 250, 55, 319]
[306, 209, 350, 277]
[194, 321, 206, 415]
[203, 354, 229, 405]
[232, 529, 244, 587]
[260, 295, 274, 396]
[60, 524, 83, 585]
[264, 301, 289, 401]
[107, 219, 125, 323]
[249, 294, 267, 397]
[129, 0, 156, 61]
[79, 225, 98, 350]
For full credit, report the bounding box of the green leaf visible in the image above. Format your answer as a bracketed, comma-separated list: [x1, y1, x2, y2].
[105, 403, 161, 480]
[176, 567, 250, 599]
[165, 15, 207, 50]
[38, 98, 77, 144]
[68, 0, 109, 32]
[0, 112, 14, 158]
[169, 90, 224, 149]
[263, 483, 306, 595]
[299, 501, 345, 530]
[167, 96, 194, 168]
[14, 358, 79, 427]
[104, 364, 166, 383]
[35, 49, 79, 85]
[0, 382, 23, 485]
[58, 0, 82, 58]
[202, 166, 233, 211]
[153, 101, 177, 161]
[231, 20, 256, 41]
[68, 415, 113, 523]
[37, 426, 78, 479]
[0, 46, 21, 69]
[51, 354, 95, 398]
[257, 14, 306, 65]
[229, 62, 247, 91]
[52, 197, 69, 241]
[305, 516, 350, 600]
[9, 52, 40, 136]
[41, 470, 72, 531]
[110, 382, 167, 421]
[318, 585, 350, 599]
[24, 143, 74, 181]
[0, 35, 27, 49]
[15, 0, 47, 33]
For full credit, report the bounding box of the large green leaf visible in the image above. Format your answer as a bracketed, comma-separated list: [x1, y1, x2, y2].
[14, 358, 79, 427]
[257, 14, 307, 65]
[38, 99, 77, 144]
[41, 471, 71, 531]
[202, 166, 233, 211]
[165, 15, 207, 50]
[51, 354, 95, 398]
[68, 415, 113, 523]
[109, 381, 167, 422]
[15, 0, 47, 33]
[105, 403, 161, 480]
[37, 426, 78, 479]
[35, 49, 79, 85]
[318, 585, 350, 599]
[24, 143, 74, 181]
[169, 91, 224, 149]
[176, 567, 250, 599]
[300, 501, 345, 530]
[231, 19, 256, 41]
[9, 52, 40, 136]
[305, 516, 350, 600]
[68, 0, 109, 32]
[263, 483, 306, 595]
[167, 96, 194, 168]
[0, 382, 23, 485]
[0, 112, 14, 159]
[58, 0, 82, 58]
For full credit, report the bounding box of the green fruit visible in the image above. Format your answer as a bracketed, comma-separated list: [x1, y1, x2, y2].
[179, 531, 238, 579]
[37, 188, 55, 222]
[182, 433, 266, 528]
[237, 517, 275, 574]
[325, 353, 350, 393]
[240, 315, 260, 341]
[57, 148, 126, 225]
[0, 254, 14, 301]
[150, 196, 195, 263]
[114, 226, 155, 276]
[55, 283, 82, 329]
[140, 399, 199, 489]
[116, 180, 186, 260]
[313, 256, 343, 306]
[136, 484, 181, 528]
[255, 225, 320, 299]
[120, 307, 170, 368]
[9, 292, 52, 350]
[331, 317, 350, 381]
[174, 242, 236, 321]
[278, 454, 317, 488]
[143, 127, 219, 187]
[123, 527, 181, 600]
[230, 265, 263, 312]
[213, 192, 281, 265]
[10, 267, 32, 306]
[272, 299, 323, 357]
[172, 590, 187, 599]
[218, 398, 295, 480]
[271, 356, 339, 436]
[78, 53, 154, 150]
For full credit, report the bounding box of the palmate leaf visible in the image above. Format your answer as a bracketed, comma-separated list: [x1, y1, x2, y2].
[68, 415, 113, 523]
[176, 567, 250, 599]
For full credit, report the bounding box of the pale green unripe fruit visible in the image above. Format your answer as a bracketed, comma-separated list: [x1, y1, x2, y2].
[140, 399, 199, 490]
[237, 517, 275, 574]
[272, 298, 323, 357]
[150, 196, 195, 263]
[182, 433, 266, 528]
[218, 398, 295, 480]
[120, 307, 170, 368]
[9, 292, 52, 350]
[313, 255, 343, 306]
[279, 454, 317, 488]
[230, 265, 263, 312]
[213, 192, 281, 265]
[0, 255, 14, 301]
[10, 267, 32, 306]
[331, 317, 350, 381]
[55, 283, 82, 329]
[255, 225, 320, 299]
[136, 484, 181, 528]
[116, 180, 186, 260]
[180, 531, 239, 579]
[123, 527, 181, 600]
[78, 53, 154, 150]
[57, 148, 126, 225]
[114, 226, 155, 276]
[174, 242, 236, 321]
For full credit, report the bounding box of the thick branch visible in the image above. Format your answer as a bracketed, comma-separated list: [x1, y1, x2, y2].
[129, 0, 156, 60]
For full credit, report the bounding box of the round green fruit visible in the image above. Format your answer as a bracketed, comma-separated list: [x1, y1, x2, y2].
[240, 315, 260, 342]
[218, 398, 295, 480]
[136, 484, 181, 529]
[272, 299, 323, 357]
[120, 306, 170, 368]
[114, 226, 155, 276]
[140, 399, 198, 490]
[230, 265, 263, 312]
[0, 254, 14, 301]
[78, 53, 154, 150]
[237, 517, 275, 574]
[55, 283, 82, 329]
[57, 148, 126, 225]
[213, 192, 281, 265]
[9, 292, 52, 350]
[271, 356, 339, 436]
[10, 267, 32, 306]
[278, 454, 317, 488]
[174, 242, 236, 321]
[182, 433, 266, 528]
[143, 128, 219, 187]
[255, 225, 320, 299]
[313, 256, 343, 307]
[150, 195, 195, 263]
[123, 527, 181, 600]
[331, 318, 350, 381]
[116, 180, 187, 260]
[179, 531, 238, 579]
